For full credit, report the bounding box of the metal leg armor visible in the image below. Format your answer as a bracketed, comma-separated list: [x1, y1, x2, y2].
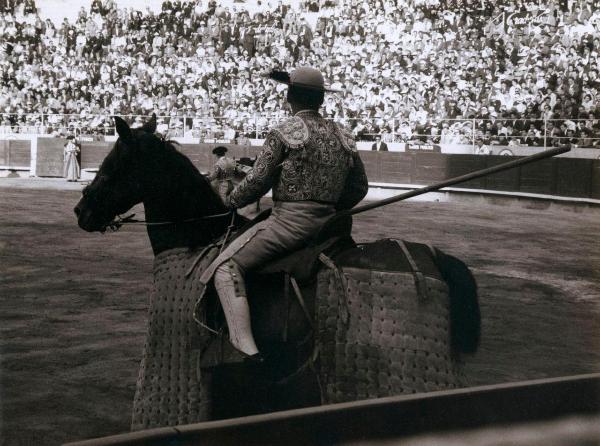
[214, 260, 259, 357]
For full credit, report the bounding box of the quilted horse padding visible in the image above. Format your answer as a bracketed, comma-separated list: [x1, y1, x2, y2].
[315, 239, 466, 403]
[131, 247, 218, 431]
[131, 239, 470, 430]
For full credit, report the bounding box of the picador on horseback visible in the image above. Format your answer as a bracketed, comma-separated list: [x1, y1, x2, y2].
[203, 67, 369, 361]
[78, 64, 571, 429]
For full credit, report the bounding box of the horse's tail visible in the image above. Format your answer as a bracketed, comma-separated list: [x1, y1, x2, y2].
[432, 247, 481, 355]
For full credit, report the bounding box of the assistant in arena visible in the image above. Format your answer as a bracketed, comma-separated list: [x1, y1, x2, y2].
[206, 145, 240, 202]
[200, 66, 369, 361]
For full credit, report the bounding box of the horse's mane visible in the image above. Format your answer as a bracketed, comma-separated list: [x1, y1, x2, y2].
[142, 133, 227, 215]
[160, 138, 208, 185]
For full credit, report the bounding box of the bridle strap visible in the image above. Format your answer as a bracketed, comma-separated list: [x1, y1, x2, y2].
[101, 210, 234, 232]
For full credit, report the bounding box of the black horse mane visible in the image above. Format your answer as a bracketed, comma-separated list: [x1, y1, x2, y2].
[136, 132, 228, 216]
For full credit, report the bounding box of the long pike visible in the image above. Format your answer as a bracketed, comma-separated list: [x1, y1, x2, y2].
[347, 145, 572, 216]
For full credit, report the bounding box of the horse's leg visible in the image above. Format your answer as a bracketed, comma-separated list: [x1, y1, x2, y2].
[210, 364, 272, 419]
[270, 366, 322, 412]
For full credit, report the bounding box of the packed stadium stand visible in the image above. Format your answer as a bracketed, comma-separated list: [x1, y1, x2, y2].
[1, 0, 600, 148]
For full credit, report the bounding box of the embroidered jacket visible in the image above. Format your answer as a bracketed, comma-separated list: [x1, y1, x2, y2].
[228, 110, 368, 210]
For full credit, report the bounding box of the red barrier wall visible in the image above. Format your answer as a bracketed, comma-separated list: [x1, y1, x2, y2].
[80, 141, 261, 172]
[81, 141, 111, 169]
[36, 138, 65, 177]
[592, 163, 600, 200]
[0, 140, 31, 168]
[73, 142, 600, 200]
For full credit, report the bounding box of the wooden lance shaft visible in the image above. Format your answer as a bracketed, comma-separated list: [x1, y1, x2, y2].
[348, 145, 571, 216]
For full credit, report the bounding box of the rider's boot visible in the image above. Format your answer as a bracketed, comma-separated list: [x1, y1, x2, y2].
[214, 260, 263, 363]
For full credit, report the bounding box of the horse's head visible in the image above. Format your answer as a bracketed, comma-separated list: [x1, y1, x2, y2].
[74, 114, 157, 232]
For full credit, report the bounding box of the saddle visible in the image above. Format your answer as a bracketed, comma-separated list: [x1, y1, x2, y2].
[266, 220, 355, 281]
[228, 208, 356, 282]
[197, 209, 356, 371]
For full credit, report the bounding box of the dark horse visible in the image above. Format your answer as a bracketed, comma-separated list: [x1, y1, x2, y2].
[75, 115, 480, 430]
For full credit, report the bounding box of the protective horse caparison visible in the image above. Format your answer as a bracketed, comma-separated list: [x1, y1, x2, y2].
[75, 115, 481, 431]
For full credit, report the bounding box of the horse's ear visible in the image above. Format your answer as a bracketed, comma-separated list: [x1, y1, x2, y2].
[114, 116, 133, 141]
[141, 113, 157, 134]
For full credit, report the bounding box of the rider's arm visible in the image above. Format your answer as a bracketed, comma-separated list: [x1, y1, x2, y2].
[334, 124, 369, 210]
[336, 152, 369, 210]
[227, 131, 284, 209]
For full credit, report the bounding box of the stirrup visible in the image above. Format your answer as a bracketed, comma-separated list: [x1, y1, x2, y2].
[243, 351, 265, 365]
[200, 333, 264, 369]
[226, 338, 265, 364]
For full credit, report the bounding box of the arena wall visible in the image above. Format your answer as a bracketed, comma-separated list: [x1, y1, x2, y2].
[36, 138, 67, 177]
[0, 140, 31, 169]
[9, 139, 600, 201]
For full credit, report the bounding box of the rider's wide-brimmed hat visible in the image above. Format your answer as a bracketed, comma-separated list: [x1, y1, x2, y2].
[264, 67, 342, 93]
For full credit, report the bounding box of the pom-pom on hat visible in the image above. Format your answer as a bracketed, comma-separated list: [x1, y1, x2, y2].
[264, 67, 341, 92]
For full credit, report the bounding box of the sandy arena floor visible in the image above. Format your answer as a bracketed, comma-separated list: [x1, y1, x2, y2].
[1, 179, 599, 445]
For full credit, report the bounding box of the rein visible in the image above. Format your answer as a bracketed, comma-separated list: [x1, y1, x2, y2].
[101, 210, 234, 233]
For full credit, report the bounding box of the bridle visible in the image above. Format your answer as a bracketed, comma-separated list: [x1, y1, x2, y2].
[100, 210, 235, 233]
[85, 170, 236, 235]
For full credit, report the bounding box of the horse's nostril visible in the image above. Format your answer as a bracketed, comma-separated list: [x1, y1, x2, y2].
[74, 205, 81, 217]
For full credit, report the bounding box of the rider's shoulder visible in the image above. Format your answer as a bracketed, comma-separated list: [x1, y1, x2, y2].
[270, 116, 309, 149]
[334, 122, 357, 153]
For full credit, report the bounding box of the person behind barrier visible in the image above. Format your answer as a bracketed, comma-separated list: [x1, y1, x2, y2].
[63, 135, 80, 182]
[474, 138, 492, 155]
[204, 66, 369, 362]
[371, 134, 388, 151]
[206, 146, 240, 202]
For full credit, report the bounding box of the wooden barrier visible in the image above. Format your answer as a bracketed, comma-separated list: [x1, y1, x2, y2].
[484, 157, 521, 192]
[446, 155, 486, 189]
[36, 138, 65, 177]
[81, 141, 111, 169]
[379, 152, 413, 184]
[519, 158, 555, 195]
[63, 143, 600, 200]
[63, 373, 600, 446]
[555, 158, 593, 198]
[0, 140, 31, 168]
[592, 162, 600, 199]
[79, 141, 262, 173]
[413, 152, 448, 183]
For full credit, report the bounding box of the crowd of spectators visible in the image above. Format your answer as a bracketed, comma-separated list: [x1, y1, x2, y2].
[1, 0, 600, 148]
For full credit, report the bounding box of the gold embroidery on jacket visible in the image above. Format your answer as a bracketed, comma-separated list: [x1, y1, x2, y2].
[229, 112, 368, 210]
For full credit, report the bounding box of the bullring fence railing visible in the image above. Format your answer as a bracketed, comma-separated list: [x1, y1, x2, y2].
[1, 113, 599, 150]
